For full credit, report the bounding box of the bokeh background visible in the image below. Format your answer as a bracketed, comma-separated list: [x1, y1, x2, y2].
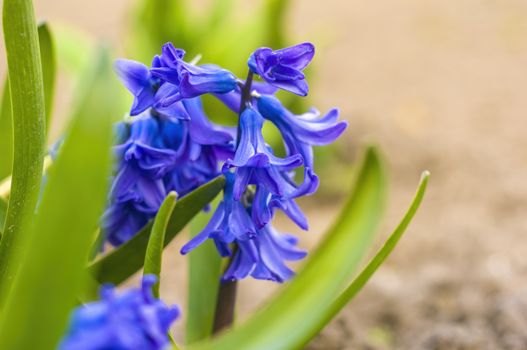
[2, 0, 527, 348]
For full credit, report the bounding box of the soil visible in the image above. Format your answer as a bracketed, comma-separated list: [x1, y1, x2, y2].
[2, 0, 527, 349]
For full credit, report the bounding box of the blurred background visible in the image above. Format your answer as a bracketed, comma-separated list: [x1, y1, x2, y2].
[2, 0, 527, 348]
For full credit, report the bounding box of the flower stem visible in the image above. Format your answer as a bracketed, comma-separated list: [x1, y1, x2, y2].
[212, 278, 238, 334]
[212, 71, 255, 334]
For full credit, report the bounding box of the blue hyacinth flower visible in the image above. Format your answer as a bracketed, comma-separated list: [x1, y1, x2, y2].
[248, 42, 315, 96]
[103, 114, 176, 245]
[223, 106, 303, 200]
[181, 173, 306, 282]
[114, 59, 160, 116]
[180, 173, 257, 258]
[59, 275, 179, 350]
[222, 224, 307, 283]
[256, 94, 347, 168]
[151, 43, 237, 107]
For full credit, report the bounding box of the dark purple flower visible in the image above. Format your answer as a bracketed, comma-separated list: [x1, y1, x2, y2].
[248, 42, 315, 96]
[256, 94, 347, 168]
[114, 59, 160, 116]
[103, 114, 176, 245]
[222, 224, 307, 283]
[181, 173, 306, 282]
[180, 172, 257, 258]
[223, 107, 303, 200]
[151, 43, 237, 107]
[59, 275, 179, 350]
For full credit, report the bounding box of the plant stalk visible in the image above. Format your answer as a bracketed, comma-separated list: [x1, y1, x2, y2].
[212, 70, 255, 333]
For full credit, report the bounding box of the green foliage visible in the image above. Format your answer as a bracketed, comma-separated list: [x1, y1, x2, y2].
[300, 171, 430, 347]
[88, 176, 226, 287]
[0, 81, 12, 180]
[144, 191, 178, 298]
[189, 146, 387, 350]
[0, 197, 6, 236]
[38, 22, 57, 134]
[186, 196, 223, 344]
[0, 0, 47, 301]
[0, 48, 117, 350]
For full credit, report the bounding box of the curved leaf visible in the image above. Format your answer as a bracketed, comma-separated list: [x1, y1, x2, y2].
[38, 22, 57, 134]
[299, 171, 430, 347]
[0, 81, 13, 180]
[0, 48, 117, 350]
[144, 191, 178, 298]
[0, 197, 6, 237]
[189, 145, 387, 350]
[88, 176, 226, 287]
[0, 0, 47, 299]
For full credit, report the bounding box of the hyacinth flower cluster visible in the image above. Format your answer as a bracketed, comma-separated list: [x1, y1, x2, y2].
[103, 41, 347, 282]
[60, 276, 179, 350]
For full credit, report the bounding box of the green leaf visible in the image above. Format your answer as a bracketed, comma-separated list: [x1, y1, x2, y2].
[186, 195, 223, 344]
[0, 80, 13, 180]
[144, 191, 178, 298]
[0, 47, 117, 350]
[88, 176, 226, 287]
[300, 171, 430, 347]
[0, 23, 56, 181]
[0, 0, 47, 298]
[0, 197, 6, 237]
[189, 145, 387, 350]
[38, 22, 56, 134]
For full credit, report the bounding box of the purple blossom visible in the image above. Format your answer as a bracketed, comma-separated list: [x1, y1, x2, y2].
[223, 106, 303, 200]
[59, 275, 179, 350]
[180, 173, 306, 283]
[114, 59, 159, 116]
[151, 43, 237, 107]
[256, 94, 347, 168]
[248, 42, 315, 96]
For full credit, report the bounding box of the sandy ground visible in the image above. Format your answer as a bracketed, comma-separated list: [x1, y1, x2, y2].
[2, 0, 527, 349]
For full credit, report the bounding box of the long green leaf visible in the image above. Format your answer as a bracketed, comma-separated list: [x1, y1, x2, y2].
[300, 171, 430, 347]
[189, 145, 387, 350]
[0, 197, 6, 237]
[0, 48, 117, 350]
[88, 176, 225, 287]
[0, 23, 56, 181]
[186, 196, 223, 344]
[144, 191, 178, 298]
[38, 22, 57, 134]
[0, 81, 13, 180]
[0, 0, 46, 299]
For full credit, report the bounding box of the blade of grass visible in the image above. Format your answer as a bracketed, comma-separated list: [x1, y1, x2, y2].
[38, 22, 57, 135]
[0, 197, 6, 237]
[144, 191, 178, 298]
[0, 47, 117, 350]
[88, 175, 225, 287]
[0, 22, 56, 182]
[0, 0, 46, 299]
[188, 145, 387, 350]
[300, 171, 430, 347]
[186, 196, 223, 344]
[0, 81, 13, 180]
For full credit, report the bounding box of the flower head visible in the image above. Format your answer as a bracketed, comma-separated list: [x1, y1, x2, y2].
[59, 275, 179, 350]
[223, 106, 303, 200]
[151, 43, 237, 107]
[181, 174, 306, 282]
[256, 94, 347, 168]
[114, 59, 160, 116]
[248, 42, 315, 96]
